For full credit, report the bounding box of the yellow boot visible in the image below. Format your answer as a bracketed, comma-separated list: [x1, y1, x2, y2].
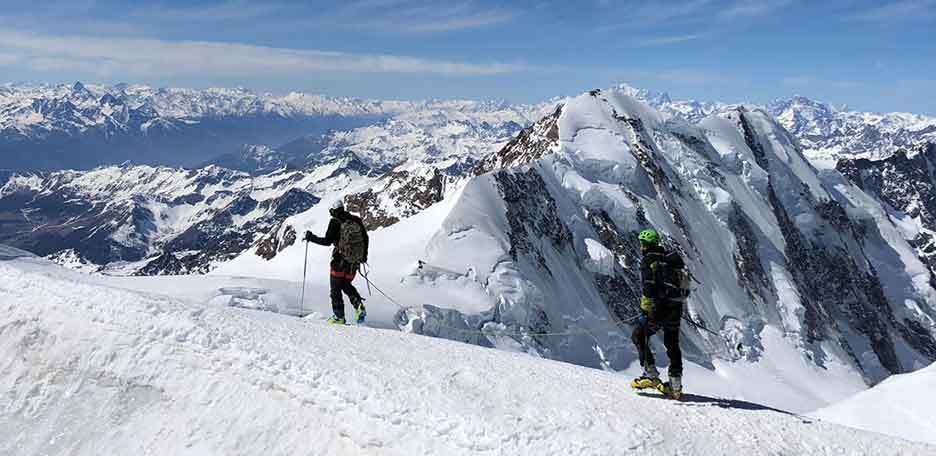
[656, 377, 683, 400]
[631, 375, 662, 390]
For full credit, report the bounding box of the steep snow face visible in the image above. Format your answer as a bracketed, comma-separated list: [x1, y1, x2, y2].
[2, 255, 935, 455]
[812, 362, 936, 445]
[767, 96, 936, 163]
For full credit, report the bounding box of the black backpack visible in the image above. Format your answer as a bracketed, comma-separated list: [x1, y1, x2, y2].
[652, 252, 691, 303]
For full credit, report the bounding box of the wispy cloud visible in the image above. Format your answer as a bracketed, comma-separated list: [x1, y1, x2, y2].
[636, 34, 705, 47]
[849, 0, 936, 21]
[621, 0, 715, 23]
[0, 53, 21, 66]
[329, 1, 516, 33]
[596, 0, 794, 38]
[719, 0, 795, 18]
[393, 10, 516, 33]
[0, 30, 531, 77]
[131, 0, 290, 23]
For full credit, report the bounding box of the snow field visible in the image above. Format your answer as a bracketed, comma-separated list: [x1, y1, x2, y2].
[812, 363, 936, 445]
[2, 256, 935, 455]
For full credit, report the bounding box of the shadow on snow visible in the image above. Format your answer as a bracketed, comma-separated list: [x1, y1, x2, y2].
[636, 391, 814, 423]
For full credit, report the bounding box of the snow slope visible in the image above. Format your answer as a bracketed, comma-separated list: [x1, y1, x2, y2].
[812, 362, 936, 445]
[2, 252, 934, 455]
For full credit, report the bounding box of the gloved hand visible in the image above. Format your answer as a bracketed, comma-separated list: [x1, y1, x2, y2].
[303, 231, 315, 242]
[636, 313, 649, 327]
[640, 295, 655, 314]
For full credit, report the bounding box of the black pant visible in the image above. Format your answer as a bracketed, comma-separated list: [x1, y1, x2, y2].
[330, 258, 362, 320]
[631, 302, 682, 378]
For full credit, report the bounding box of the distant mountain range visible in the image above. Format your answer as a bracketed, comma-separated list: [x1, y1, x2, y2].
[0, 87, 549, 275]
[0, 82, 543, 171]
[611, 84, 936, 162]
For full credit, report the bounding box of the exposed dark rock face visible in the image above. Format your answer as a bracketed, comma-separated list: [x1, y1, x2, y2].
[586, 210, 642, 323]
[346, 166, 456, 230]
[135, 251, 196, 276]
[156, 189, 319, 273]
[838, 143, 936, 279]
[256, 224, 297, 261]
[474, 105, 561, 175]
[492, 168, 573, 273]
[0, 189, 151, 264]
[0, 162, 320, 274]
[727, 202, 772, 306]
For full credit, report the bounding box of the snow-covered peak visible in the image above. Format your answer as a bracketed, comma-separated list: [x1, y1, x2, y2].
[600, 86, 936, 164]
[766, 95, 936, 161]
[614, 82, 673, 107]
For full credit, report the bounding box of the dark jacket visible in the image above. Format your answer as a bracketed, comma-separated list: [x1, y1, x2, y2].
[640, 245, 685, 302]
[306, 209, 369, 265]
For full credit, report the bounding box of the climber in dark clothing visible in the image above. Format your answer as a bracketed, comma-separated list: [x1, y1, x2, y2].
[631, 229, 686, 399]
[304, 200, 369, 324]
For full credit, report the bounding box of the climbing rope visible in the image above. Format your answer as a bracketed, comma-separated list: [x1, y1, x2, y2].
[352, 266, 666, 338]
[358, 263, 406, 310]
[352, 261, 729, 343]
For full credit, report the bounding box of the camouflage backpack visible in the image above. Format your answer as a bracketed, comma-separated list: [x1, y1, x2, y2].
[338, 220, 367, 265]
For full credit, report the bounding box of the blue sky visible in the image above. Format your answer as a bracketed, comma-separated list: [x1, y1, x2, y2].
[0, 0, 933, 114]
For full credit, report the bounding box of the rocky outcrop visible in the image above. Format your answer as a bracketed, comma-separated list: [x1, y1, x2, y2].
[474, 105, 561, 175]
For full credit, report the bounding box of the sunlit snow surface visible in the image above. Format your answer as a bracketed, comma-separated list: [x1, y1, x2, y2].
[2, 250, 934, 455]
[812, 363, 936, 445]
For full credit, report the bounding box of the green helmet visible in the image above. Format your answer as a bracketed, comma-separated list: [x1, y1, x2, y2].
[638, 229, 660, 246]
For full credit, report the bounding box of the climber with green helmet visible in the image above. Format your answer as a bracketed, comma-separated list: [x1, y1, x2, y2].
[631, 228, 687, 399]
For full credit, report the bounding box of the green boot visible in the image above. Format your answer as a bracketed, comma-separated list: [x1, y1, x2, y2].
[352, 298, 367, 324]
[327, 315, 346, 325]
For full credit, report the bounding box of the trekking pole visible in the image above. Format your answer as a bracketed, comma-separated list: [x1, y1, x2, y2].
[360, 263, 372, 297]
[298, 240, 309, 317]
